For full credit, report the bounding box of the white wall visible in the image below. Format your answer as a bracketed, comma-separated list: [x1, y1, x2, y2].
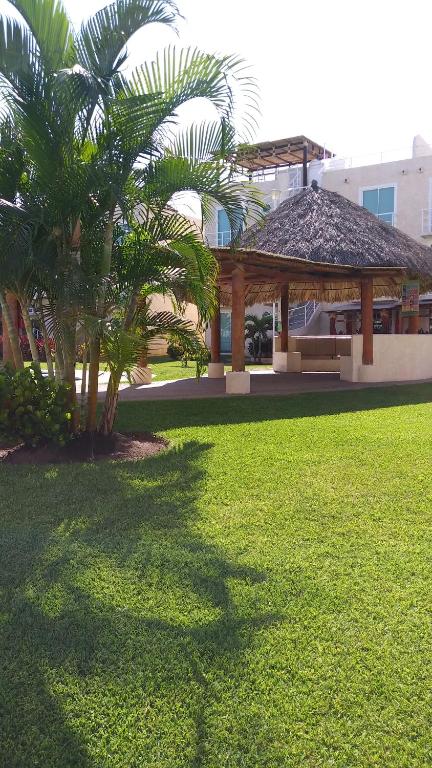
[340, 334, 432, 382]
[322, 154, 432, 244]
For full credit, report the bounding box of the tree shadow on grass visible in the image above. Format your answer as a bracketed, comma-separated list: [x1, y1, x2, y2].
[0, 442, 280, 767]
[115, 381, 432, 434]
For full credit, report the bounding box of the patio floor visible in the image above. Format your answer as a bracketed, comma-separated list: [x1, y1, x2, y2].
[96, 370, 432, 402]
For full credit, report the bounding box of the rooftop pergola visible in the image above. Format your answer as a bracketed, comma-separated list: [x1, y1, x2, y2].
[209, 184, 432, 392]
[233, 135, 334, 185]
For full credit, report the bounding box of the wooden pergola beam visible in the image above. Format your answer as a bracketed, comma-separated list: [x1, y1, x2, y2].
[280, 284, 289, 353]
[361, 277, 374, 365]
[231, 266, 245, 372]
[210, 289, 221, 363]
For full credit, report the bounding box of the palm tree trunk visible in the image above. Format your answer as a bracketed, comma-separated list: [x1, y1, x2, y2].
[80, 339, 88, 420]
[86, 335, 100, 432]
[98, 370, 122, 436]
[37, 308, 55, 379]
[55, 344, 64, 383]
[19, 298, 40, 366]
[86, 207, 115, 433]
[0, 291, 23, 369]
[62, 320, 79, 432]
[98, 288, 141, 436]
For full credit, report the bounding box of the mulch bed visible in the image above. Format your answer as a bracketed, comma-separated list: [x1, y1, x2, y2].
[0, 431, 168, 465]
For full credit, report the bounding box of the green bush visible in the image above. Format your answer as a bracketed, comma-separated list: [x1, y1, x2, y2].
[167, 342, 184, 360]
[193, 345, 211, 379]
[0, 364, 72, 447]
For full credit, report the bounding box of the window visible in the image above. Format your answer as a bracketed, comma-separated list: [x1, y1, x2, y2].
[362, 186, 395, 224]
[217, 209, 231, 246]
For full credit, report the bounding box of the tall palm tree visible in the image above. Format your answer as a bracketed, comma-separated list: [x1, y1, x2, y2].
[0, 0, 264, 435]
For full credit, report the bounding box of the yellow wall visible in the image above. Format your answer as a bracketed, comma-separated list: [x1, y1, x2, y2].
[148, 294, 200, 356]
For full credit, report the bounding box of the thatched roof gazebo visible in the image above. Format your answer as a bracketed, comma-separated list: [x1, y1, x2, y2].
[216, 182, 432, 305]
[209, 183, 432, 393]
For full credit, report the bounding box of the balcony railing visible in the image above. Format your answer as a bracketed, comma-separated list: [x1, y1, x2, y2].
[421, 209, 432, 235]
[288, 301, 319, 330]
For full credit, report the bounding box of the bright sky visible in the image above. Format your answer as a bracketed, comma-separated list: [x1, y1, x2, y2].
[2, 0, 432, 160]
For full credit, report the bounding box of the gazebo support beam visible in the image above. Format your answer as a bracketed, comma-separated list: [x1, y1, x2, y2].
[231, 267, 245, 371]
[408, 315, 420, 334]
[280, 284, 289, 352]
[361, 277, 374, 365]
[226, 266, 250, 394]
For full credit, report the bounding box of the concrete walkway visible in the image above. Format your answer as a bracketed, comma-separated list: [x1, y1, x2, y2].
[94, 370, 432, 402]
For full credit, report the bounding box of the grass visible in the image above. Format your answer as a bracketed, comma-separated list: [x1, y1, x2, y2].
[2, 384, 432, 766]
[24, 357, 271, 380]
[149, 355, 272, 381]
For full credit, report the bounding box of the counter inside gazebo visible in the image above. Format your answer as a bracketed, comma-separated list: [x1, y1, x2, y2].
[209, 184, 432, 394]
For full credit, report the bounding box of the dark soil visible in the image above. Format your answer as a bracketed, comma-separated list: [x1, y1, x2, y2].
[0, 431, 168, 465]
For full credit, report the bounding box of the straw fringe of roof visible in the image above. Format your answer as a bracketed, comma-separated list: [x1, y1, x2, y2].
[220, 277, 410, 307]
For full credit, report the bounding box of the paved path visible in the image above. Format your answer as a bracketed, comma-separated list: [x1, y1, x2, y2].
[94, 371, 432, 402]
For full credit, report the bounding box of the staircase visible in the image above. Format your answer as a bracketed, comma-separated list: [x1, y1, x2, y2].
[288, 301, 320, 332]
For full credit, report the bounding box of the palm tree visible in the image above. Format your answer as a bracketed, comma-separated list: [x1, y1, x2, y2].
[0, 0, 264, 436]
[98, 217, 216, 434]
[245, 312, 273, 363]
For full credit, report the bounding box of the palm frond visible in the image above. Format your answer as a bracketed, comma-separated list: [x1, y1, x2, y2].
[168, 120, 237, 163]
[127, 47, 259, 136]
[77, 0, 178, 81]
[7, 0, 75, 70]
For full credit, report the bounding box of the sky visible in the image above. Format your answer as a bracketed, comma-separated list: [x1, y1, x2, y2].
[2, 0, 432, 161]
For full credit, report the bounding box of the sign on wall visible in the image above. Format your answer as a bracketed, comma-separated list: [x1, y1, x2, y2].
[401, 281, 420, 316]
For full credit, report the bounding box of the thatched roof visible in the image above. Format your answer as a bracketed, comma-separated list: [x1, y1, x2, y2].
[241, 184, 432, 272]
[215, 184, 432, 305]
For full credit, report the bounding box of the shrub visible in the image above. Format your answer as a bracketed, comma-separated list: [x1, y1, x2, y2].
[0, 364, 72, 447]
[193, 345, 211, 379]
[167, 342, 184, 360]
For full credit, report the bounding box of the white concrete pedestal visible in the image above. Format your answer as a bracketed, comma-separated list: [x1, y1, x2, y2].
[273, 351, 302, 373]
[208, 362, 225, 379]
[130, 366, 153, 385]
[226, 370, 251, 394]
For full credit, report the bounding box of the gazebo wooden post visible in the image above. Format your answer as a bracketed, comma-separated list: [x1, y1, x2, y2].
[208, 289, 225, 378]
[210, 294, 221, 363]
[273, 282, 301, 373]
[231, 266, 245, 371]
[280, 284, 289, 353]
[395, 310, 400, 334]
[408, 315, 420, 334]
[226, 265, 250, 393]
[361, 277, 374, 365]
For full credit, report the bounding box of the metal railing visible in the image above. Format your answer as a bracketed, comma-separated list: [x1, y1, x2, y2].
[288, 301, 319, 330]
[421, 209, 432, 235]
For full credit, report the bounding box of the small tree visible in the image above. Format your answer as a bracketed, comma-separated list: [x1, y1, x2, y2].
[245, 312, 273, 363]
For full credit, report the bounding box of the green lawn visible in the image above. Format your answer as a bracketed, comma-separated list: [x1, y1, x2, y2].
[24, 357, 272, 380]
[149, 355, 272, 381]
[2, 385, 432, 766]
